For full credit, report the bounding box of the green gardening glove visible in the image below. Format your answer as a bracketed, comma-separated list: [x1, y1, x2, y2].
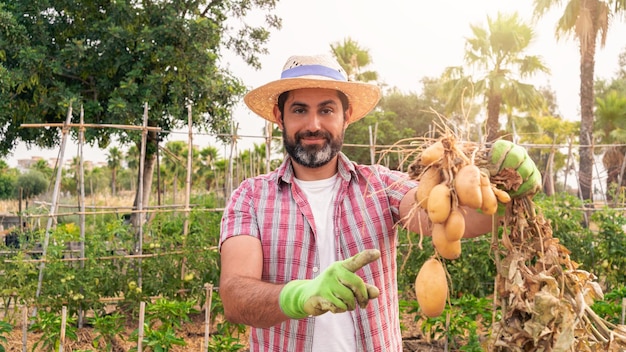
[490, 140, 542, 197]
[279, 249, 381, 319]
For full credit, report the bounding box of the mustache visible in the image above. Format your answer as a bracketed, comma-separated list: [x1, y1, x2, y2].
[296, 130, 331, 140]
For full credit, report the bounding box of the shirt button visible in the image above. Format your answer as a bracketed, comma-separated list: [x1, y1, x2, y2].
[312, 267, 319, 273]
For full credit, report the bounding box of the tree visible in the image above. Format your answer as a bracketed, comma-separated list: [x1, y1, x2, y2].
[533, 0, 626, 202]
[30, 159, 54, 181]
[15, 171, 48, 201]
[442, 12, 549, 142]
[331, 37, 378, 82]
[198, 146, 220, 192]
[0, 161, 17, 199]
[0, 0, 281, 226]
[595, 56, 626, 201]
[107, 147, 123, 196]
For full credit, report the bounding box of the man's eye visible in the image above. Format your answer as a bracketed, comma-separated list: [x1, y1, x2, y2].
[292, 107, 306, 114]
[320, 108, 333, 114]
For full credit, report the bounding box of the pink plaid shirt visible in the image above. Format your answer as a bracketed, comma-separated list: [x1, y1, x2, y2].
[220, 153, 417, 351]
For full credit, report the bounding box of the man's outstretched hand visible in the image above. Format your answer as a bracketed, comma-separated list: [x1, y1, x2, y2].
[279, 249, 381, 319]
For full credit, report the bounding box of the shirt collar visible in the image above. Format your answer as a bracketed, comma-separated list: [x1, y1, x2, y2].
[276, 152, 357, 185]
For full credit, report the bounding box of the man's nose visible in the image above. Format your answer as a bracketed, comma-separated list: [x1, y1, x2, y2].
[305, 113, 322, 131]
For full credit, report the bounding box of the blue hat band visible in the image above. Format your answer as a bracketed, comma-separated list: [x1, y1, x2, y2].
[281, 65, 346, 81]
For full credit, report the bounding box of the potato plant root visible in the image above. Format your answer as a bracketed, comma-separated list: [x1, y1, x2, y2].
[406, 133, 626, 351]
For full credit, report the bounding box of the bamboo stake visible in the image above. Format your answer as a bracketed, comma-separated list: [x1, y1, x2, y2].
[59, 306, 67, 352]
[226, 122, 236, 198]
[137, 103, 149, 289]
[591, 133, 605, 203]
[77, 105, 86, 328]
[616, 150, 626, 207]
[180, 105, 193, 292]
[21, 305, 28, 352]
[203, 283, 214, 352]
[137, 301, 146, 351]
[34, 104, 73, 316]
[20, 122, 161, 131]
[563, 136, 574, 191]
[2, 249, 204, 264]
[620, 297, 626, 325]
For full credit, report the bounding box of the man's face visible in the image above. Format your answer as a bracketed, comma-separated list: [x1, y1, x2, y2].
[277, 88, 350, 168]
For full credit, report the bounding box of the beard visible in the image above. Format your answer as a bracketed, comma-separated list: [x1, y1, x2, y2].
[283, 128, 344, 168]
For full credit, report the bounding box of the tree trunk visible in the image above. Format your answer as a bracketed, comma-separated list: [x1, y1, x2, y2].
[578, 23, 598, 203]
[486, 94, 502, 142]
[111, 169, 117, 196]
[130, 131, 158, 229]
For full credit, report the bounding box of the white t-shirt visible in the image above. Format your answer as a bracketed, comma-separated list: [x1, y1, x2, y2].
[294, 175, 357, 351]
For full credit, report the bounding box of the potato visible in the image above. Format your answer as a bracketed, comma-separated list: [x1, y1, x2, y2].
[492, 187, 511, 204]
[432, 223, 462, 260]
[420, 141, 445, 166]
[415, 167, 442, 210]
[479, 171, 498, 215]
[415, 258, 448, 317]
[444, 209, 465, 241]
[454, 164, 482, 209]
[427, 184, 451, 224]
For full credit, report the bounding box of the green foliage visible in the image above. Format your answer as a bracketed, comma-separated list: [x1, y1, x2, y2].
[398, 192, 626, 349]
[533, 193, 595, 267]
[146, 298, 198, 332]
[0, 172, 16, 199]
[0, 0, 279, 156]
[209, 321, 247, 352]
[0, 320, 12, 352]
[404, 294, 494, 351]
[397, 229, 495, 300]
[131, 324, 186, 352]
[89, 311, 125, 352]
[29, 310, 77, 352]
[590, 209, 626, 291]
[591, 285, 626, 325]
[130, 298, 198, 352]
[15, 171, 49, 199]
[442, 12, 549, 141]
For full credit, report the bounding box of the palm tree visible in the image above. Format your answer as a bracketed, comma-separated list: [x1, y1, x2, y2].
[330, 37, 378, 82]
[31, 159, 53, 180]
[533, 0, 626, 201]
[198, 146, 219, 192]
[107, 147, 123, 196]
[161, 141, 187, 203]
[596, 88, 626, 200]
[442, 12, 549, 142]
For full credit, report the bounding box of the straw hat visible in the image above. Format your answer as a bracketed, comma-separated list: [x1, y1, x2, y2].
[243, 54, 381, 124]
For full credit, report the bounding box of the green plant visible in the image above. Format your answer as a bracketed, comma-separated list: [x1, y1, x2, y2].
[28, 310, 77, 352]
[0, 320, 13, 352]
[590, 209, 626, 291]
[209, 321, 246, 351]
[146, 298, 198, 331]
[131, 324, 186, 352]
[89, 311, 125, 352]
[129, 298, 199, 351]
[407, 294, 495, 351]
[591, 285, 626, 325]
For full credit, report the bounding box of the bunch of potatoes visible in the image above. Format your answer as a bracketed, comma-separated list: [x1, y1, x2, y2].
[413, 139, 511, 318]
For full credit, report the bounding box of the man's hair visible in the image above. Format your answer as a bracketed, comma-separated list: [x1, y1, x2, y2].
[277, 90, 349, 121]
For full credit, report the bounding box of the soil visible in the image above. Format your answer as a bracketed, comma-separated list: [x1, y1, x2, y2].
[4, 310, 446, 351]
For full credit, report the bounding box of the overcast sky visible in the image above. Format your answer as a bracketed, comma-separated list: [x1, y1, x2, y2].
[7, 0, 626, 166]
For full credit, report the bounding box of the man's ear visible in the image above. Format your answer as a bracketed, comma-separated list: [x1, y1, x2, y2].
[344, 105, 353, 129]
[273, 105, 284, 130]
